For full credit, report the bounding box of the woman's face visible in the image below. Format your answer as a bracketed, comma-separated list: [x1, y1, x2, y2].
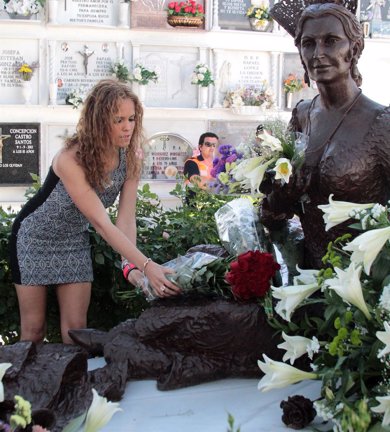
[300, 15, 352, 84]
[111, 98, 136, 149]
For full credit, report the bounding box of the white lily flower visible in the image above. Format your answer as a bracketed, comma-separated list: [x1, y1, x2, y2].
[318, 194, 374, 231]
[324, 263, 371, 319]
[293, 266, 320, 285]
[372, 395, 390, 426]
[343, 226, 390, 275]
[231, 157, 275, 194]
[272, 283, 320, 322]
[259, 130, 283, 152]
[377, 321, 390, 358]
[257, 354, 317, 392]
[84, 389, 122, 432]
[0, 363, 12, 402]
[277, 332, 313, 364]
[273, 158, 292, 183]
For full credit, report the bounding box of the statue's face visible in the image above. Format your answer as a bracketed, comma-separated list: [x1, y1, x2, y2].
[300, 15, 352, 84]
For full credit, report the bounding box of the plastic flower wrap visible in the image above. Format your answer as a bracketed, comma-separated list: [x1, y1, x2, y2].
[214, 197, 261, 256]
[261, 196, 390, 431]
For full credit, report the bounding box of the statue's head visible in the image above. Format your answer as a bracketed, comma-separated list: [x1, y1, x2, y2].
[294, 2, 364, 86]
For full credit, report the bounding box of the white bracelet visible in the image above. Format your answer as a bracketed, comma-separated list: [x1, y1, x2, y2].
[142, 257, 152, 274]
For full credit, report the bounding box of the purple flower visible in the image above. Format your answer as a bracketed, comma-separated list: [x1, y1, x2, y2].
[226, 154, 238, 163]
[218, 144, 233, 155]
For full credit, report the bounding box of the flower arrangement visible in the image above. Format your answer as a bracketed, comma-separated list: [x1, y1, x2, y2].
[65, 88, 85, 109]
[0, 364, 121, 432]
[223, 83, 274, 109]
[191, 63, 214, 87]
[166, 1, 204, 17]
[257, 195, 390, 431]
[130, 63, 158, 86]
[3, 0, 44, 16]
[110, 60, 130, 83]
[246, 3, 272, 24]
[283, 73, 306, 93]
[209, 122, 308, 196]
[16, 61, 39, 81]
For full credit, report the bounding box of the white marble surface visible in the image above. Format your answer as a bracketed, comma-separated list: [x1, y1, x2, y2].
[88, 358, 323, 432]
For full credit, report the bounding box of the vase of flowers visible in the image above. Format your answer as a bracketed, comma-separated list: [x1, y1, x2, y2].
[246, 3, 273, 32]
[191, 62, 214, 108]
[65, 88, 85, 109]
[223, 83, 274, 115]
[16, 61, 39, 104]
[130, 62, 158, 105]
[283, 73, 305, 109]
[166, 0, 205, 28]
[3, 0, 44, 19]
[110, 60, 130, 83]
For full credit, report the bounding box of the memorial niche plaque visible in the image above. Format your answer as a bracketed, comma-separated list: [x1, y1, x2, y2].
[142, 133, 193, 181]
[0, 123, 39, 185]
[54, 41, 124, 103]
[218, 0, 252, 30]
[54, 0, 119, 26]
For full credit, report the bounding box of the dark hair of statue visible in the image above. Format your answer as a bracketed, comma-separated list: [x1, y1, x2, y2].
[294, 2, 364, 87]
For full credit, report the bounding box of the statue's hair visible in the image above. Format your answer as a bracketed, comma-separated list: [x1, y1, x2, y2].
[65, 79, 144, 190]
[294, 3, 364, 86]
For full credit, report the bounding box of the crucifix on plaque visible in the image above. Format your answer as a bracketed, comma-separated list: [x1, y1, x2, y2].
[78, 45, 95, 75]
[160, 135, 170, 151]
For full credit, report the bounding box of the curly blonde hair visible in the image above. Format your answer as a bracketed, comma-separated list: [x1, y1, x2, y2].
[65, 79, 145, 190]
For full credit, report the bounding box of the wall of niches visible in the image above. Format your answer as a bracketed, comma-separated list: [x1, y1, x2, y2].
[0, 0, 389, 206]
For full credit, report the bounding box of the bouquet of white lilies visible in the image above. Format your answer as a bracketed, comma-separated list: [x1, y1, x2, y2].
[258, 195, 390, 431]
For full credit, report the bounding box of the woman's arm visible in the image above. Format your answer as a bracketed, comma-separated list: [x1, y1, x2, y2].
[53, 150, 180, 296]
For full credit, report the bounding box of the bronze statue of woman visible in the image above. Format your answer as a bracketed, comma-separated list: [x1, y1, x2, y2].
[261, 0, 390, 269]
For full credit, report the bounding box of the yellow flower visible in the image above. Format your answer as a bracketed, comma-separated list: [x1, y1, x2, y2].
[18, 64, 33, 74]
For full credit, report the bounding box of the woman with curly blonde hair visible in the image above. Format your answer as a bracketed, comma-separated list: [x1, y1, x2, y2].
[10, 79, 181, 344]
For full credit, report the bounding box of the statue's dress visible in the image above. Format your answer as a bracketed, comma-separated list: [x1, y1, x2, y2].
[261, 103, 390, 269]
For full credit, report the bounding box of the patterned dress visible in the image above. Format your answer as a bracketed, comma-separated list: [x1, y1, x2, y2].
[10, 149, 127, 285]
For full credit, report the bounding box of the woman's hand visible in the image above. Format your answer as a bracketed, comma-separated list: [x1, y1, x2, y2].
[131, 261, 181, 298]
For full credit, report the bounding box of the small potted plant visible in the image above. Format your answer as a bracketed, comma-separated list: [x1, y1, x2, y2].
[3, 0, 45, 19]
[283, 73, 305, 109]
[166, 0, 205, 28]
[245, 3, 273, 32]
[16, 60, 39, 104]
[110, 60, 131, 83]
[191, 62, 214, 108]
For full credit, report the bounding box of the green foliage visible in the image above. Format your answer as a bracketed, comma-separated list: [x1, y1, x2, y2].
[226, 413, 241, 432]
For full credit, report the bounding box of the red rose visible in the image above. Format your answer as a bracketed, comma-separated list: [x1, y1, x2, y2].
[197, 4, 204, 12]
[168, 2, 177, 9]
[225, 250, 280, 301]
[175, 5, 181, 13]
[184, 6, 192, 13]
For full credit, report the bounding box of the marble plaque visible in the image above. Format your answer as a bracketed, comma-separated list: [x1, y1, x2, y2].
[142, 133, 193, 181]
[0, 39, 40, 105]
[218, 0, 252, 30]
[217, 50, 272, 104]
[0, 123, 39, 185]
[52, 0, 119, 26]
[53, 41, 127, 104]
[138, 47, 198, 108]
